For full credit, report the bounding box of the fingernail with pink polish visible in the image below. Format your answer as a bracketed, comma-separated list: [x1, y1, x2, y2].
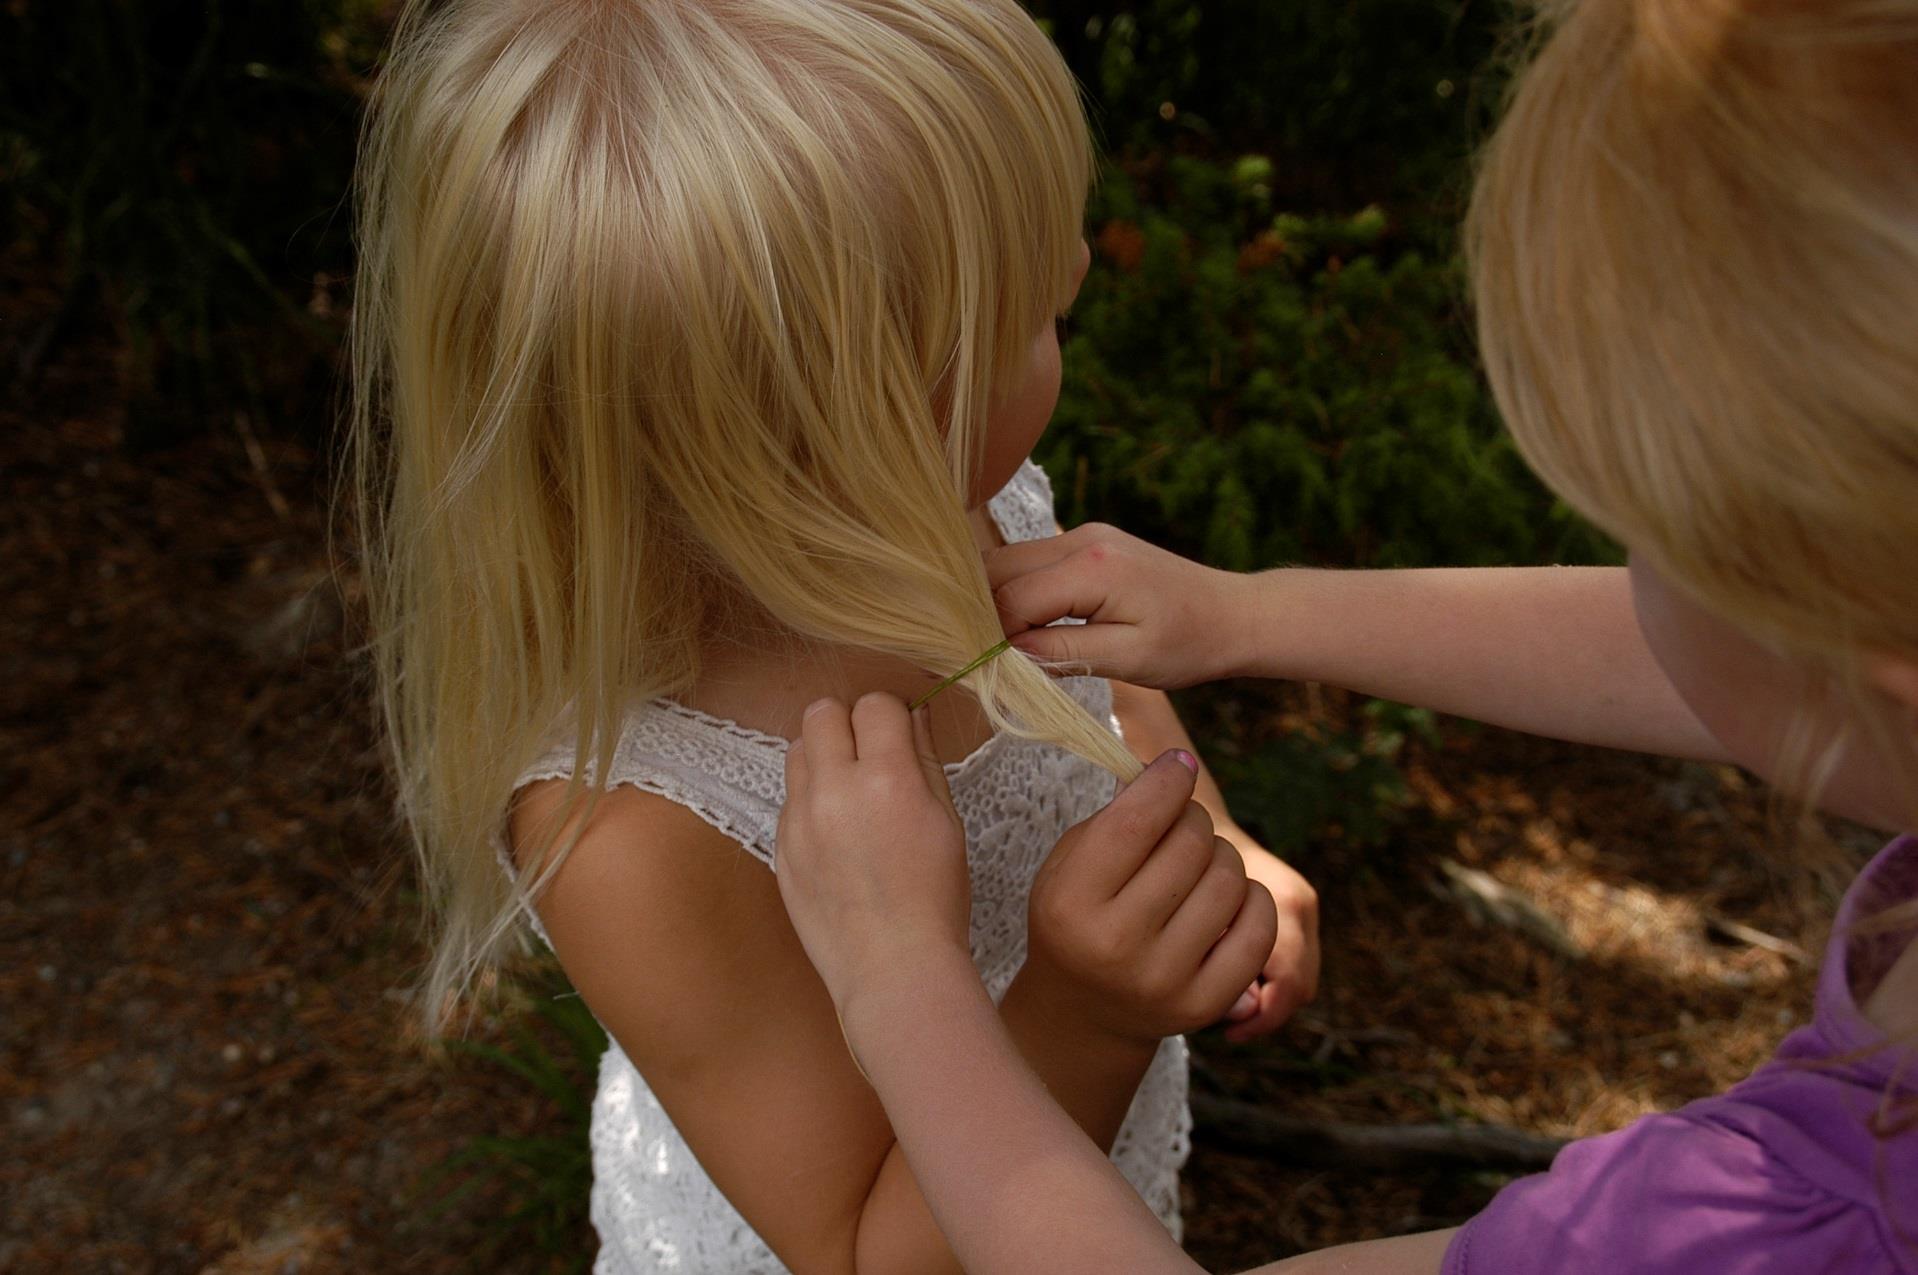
[1228, 989, 1258, 1019]
[1171, 749, 1198, 773]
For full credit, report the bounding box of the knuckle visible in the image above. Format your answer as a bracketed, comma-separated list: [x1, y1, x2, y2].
[1264, 979, 1310, 1022]
[1031, 891, 1078, 944]
[1105, 805, 1151, 849]
[865, 769, 907, 805]
[1173, 985, 1222, 1025]
[1086, 928, 1129, 973]
[1135, 964, 1178, 1006]
[1171, 820, 1216, 872]
[1245, 879, 1279, 930]
[1208, 870, 1252, 925]
[1181, 800, 1216, 838]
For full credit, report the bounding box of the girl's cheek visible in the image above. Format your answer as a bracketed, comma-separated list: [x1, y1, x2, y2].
[1629, 554, 1844, 788]
[970, 328, 1061, 507]
[1630, 555, 1770, 755]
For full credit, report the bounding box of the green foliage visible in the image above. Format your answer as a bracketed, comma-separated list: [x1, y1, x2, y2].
[0, 0, 378, 437]
[1033, 0, 1508, 210]
[1043, 163, 1615, 572]
[1210, 718, 1415, 854]
[424, 967, 606, 1270]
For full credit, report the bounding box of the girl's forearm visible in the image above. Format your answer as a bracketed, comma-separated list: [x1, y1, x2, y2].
[1229, 566, 1725, 761]
[848, 945, 1197, 1275]
[853, 967, 1160, 1273]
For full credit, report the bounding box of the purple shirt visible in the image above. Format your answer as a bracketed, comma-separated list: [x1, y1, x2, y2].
[1446, 835, 1918, 1275]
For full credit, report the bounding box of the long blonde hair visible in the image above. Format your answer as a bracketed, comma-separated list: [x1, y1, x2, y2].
[1468, 0, 1918, 831]
[348, 0, 1134, 1025]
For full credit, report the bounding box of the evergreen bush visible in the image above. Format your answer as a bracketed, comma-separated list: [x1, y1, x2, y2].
[1043, 162, 1616, 573]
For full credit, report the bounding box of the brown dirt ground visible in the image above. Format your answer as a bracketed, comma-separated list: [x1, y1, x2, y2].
[3, 306, 1872, 1273]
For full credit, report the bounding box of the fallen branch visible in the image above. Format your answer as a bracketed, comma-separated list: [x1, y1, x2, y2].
[1434, 858, 1584, 960]
[1705, 914, 1812, 966]
[1190, 1094, 1569, 1174]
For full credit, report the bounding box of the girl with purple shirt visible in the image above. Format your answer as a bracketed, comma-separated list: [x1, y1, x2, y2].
[770, 0, 1918, 1271]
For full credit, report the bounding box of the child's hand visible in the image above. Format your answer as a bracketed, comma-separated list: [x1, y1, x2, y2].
[775, 694, 971, 1014]
[1015, 751, 1280, 1048]
[985, 524, 1246, 689]
[1217, 834, 1320, 1043]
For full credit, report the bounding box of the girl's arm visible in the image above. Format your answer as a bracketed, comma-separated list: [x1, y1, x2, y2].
[515, 726, 1261, 1275]
[839, 941, 1200, 1275]
[847, 949, 1457, 1275]
[516, 784, 1148, 1275]
[775, 692, 1450, 1275]
[1108, 679, 1321, 1040]
[989, 527, 1724, 763]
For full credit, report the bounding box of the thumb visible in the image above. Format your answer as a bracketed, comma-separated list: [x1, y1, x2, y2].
[911, 704, 957, 812]
[1008, 623, 1111, 676]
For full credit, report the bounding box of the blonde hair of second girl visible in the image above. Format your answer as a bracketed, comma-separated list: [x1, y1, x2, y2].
[1469, 3, 1918, 899]
[347, 0, 1139, 1027]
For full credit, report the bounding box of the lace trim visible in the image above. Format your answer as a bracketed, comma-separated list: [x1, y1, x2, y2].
[645, 695, 1012, 784]
[511, 762, 778, 869]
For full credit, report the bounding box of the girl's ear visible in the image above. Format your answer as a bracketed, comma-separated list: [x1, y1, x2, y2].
[1867, 655, 1918, 713]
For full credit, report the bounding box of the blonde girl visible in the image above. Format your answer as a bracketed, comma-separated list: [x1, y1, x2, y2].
[772, 0, 1918, 1271]
[348, 0, 1320, 1270]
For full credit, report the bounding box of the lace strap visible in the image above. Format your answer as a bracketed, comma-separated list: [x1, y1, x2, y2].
[514, 700, 787, 868]
[986, 459, 1061, 545]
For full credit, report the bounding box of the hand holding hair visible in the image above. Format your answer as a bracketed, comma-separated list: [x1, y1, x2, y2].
[774, 694, 972, 1023]
[986, 523, 1249, 690]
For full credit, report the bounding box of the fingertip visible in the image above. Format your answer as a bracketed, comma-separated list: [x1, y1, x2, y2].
[1144, 750, 1200, 794]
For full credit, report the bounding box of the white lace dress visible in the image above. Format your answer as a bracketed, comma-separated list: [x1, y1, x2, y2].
[507, 461, 1191, 1274]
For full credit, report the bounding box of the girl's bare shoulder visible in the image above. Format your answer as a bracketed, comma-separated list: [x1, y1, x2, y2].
[509, 778, 773, 951]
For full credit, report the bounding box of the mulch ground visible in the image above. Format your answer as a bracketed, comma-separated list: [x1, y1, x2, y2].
[3, 306, 1866, 1273]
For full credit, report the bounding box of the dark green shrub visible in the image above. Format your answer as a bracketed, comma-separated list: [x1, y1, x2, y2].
[0, 0, 379, 437]
[1043, 162, 1615, 573]
[1034, 0, 1508, 211]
